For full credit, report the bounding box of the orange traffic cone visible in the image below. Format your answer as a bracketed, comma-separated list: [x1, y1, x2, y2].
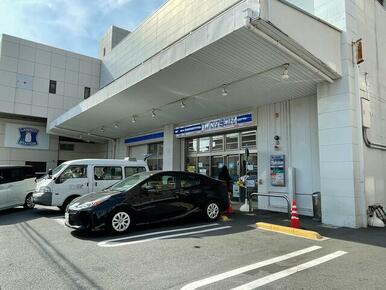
[226, 204, 234, 215]
[290, 200, 300, 228]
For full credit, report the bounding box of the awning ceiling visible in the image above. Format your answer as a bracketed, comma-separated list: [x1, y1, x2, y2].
[50, 22, 339, 141]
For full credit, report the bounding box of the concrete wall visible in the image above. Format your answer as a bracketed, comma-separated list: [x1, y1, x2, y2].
[353, 1, 386, 210]
[0, 34, 100, 124]
[58, 141, 108, 161]
[257, 95, 320, 216]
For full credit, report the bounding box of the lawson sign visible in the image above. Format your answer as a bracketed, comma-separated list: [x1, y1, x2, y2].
[174, 113, 253, 137]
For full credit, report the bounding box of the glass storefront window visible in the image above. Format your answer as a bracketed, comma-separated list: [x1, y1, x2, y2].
[241, 131, 256, 148]
[187, 138, 198, 153]
[211, 156, 224, 179]
[185, 157, 197, 173]
[226, 133, 239, 150]
[198, 156, 210, 175]
[199, 137, 210, 152]
[211, 135, 224, 151]
[147, 142, 163, 170]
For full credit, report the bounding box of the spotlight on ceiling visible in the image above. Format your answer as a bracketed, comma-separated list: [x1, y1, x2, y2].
[131, 116, 136, 123]
[151, 109, 156, 118]
[113, 123, 119, 128]
[100, 127, 105, 133]
[221, 86, 228, 97]
[180, 100, 186, 109]
[282, 64, 290, 80]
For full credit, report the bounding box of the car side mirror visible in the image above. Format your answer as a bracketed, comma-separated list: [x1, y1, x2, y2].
[54, 177, 61, 184]
[48, 168, 53, 177]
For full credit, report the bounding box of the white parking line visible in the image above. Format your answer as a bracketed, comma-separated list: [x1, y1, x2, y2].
[98, 224, 232, 247]
[98, 223, 230, 247]
[231, 251, 347, 290]
[180, 246, 322, 290]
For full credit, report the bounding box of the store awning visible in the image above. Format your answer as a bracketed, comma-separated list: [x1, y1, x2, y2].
[48, 0, 342, 141]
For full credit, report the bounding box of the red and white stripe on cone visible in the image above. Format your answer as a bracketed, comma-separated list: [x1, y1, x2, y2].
[290, 200, 300, 228]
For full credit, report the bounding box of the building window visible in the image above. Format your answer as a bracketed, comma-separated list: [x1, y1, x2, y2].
[84, 87, 91, 99]
[147, 142, 163, 170]
[187, 138, 198, 153]
[59, 143, 74, 151]
[211, 135, 224, 151]
[49, 80, 57, 94]
[226, 133, 239, 150]
[199, 137, 210, 152]
[241, 130, 256, 148]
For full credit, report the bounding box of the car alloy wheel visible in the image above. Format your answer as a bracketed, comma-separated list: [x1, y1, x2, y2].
[206, 202, 219, 220]
[24, 194, 35, 209]
[111, 211, 131, 232]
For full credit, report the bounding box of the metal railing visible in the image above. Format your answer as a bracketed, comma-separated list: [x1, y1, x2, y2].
[250, 192, 291, 218]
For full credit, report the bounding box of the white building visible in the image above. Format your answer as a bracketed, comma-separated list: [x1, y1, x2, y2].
[1, 0, 386, 228]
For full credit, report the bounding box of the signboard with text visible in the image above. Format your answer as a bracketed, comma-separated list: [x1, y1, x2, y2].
[174, 113, 253, 137]
[4, 123, 50, 150]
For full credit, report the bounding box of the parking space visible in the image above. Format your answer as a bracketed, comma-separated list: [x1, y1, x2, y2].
[0, 206, 386, 289]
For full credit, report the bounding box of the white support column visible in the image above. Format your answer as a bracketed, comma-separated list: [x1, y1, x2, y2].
[163, 124, 181, 171]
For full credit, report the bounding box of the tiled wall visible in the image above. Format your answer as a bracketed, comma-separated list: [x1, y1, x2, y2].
[100, 0, 244, 87]
[0, 34, 101, 123]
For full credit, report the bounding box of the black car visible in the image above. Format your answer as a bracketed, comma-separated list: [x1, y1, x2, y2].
[65, 171, 229, 234]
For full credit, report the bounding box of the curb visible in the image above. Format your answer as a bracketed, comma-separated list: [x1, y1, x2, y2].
[256, 222, 323, 240]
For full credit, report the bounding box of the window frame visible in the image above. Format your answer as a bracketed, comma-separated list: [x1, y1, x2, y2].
[94, 166, 123, 181]
[49, 80, 57, 94]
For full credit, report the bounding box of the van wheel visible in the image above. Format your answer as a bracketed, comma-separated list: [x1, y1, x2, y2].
[203, 201, 220, 221]
[23, 193, 35, 209]
[107, 209, 134, 234]
[59, 196, 77, 212]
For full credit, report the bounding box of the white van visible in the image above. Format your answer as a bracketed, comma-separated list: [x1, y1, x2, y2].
[0, 165, 36, 211]
[33, 158, 149, 211]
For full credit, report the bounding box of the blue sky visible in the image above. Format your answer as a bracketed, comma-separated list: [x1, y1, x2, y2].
[0, 0, 167, 57]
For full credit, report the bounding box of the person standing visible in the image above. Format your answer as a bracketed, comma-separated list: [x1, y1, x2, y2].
[218, 165, 231, 192]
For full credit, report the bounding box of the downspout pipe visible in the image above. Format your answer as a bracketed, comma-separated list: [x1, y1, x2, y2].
[362, 126, 386, 151]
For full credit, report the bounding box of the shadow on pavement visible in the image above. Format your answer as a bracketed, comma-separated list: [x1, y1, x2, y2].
[70, 212, 257, 242]
[0, 205, 63, 226]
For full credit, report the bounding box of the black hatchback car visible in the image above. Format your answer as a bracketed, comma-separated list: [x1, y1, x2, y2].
[65, 171, 229, 234]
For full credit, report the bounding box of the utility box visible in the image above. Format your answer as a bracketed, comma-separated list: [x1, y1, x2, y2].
[361, 98, 371, 128]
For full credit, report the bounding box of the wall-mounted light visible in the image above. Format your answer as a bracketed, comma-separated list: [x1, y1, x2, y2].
[131, 116, 136, 123]
[151, 109, 157, 118]
[180, 100, 186, 109]
[282, 64, 290, 80]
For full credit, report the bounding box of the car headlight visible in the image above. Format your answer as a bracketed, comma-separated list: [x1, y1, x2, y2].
[71, 196, 111, 210]
[39, 186, 52, 194]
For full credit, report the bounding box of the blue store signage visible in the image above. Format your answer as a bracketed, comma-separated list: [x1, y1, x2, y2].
[174, 113, 253, 137]
[124, 132, 164, 144]
[18, 127, 39, 146]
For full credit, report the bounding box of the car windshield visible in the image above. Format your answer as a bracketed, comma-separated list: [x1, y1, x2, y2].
[110, 171, 153, 191]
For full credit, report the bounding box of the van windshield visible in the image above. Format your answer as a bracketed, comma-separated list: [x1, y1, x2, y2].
[110, 172, 152, 192]
[51, 163, 67, 177]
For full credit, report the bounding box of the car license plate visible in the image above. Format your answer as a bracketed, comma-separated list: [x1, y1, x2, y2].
[65, 212, 69, 224]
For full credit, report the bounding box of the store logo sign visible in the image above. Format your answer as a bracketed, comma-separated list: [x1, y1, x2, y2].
[18, 128, 39, 146]
[174, 113, 253, 137]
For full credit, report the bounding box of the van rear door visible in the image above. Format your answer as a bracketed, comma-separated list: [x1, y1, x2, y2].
[0, 169, 11, 209]
[92, 166, 123, 192]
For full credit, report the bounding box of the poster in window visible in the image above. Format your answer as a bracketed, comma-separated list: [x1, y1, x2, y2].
[270, 155, 285, 186]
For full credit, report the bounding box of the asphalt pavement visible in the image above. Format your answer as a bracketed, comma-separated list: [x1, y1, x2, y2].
[0, 205, 385, 290]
